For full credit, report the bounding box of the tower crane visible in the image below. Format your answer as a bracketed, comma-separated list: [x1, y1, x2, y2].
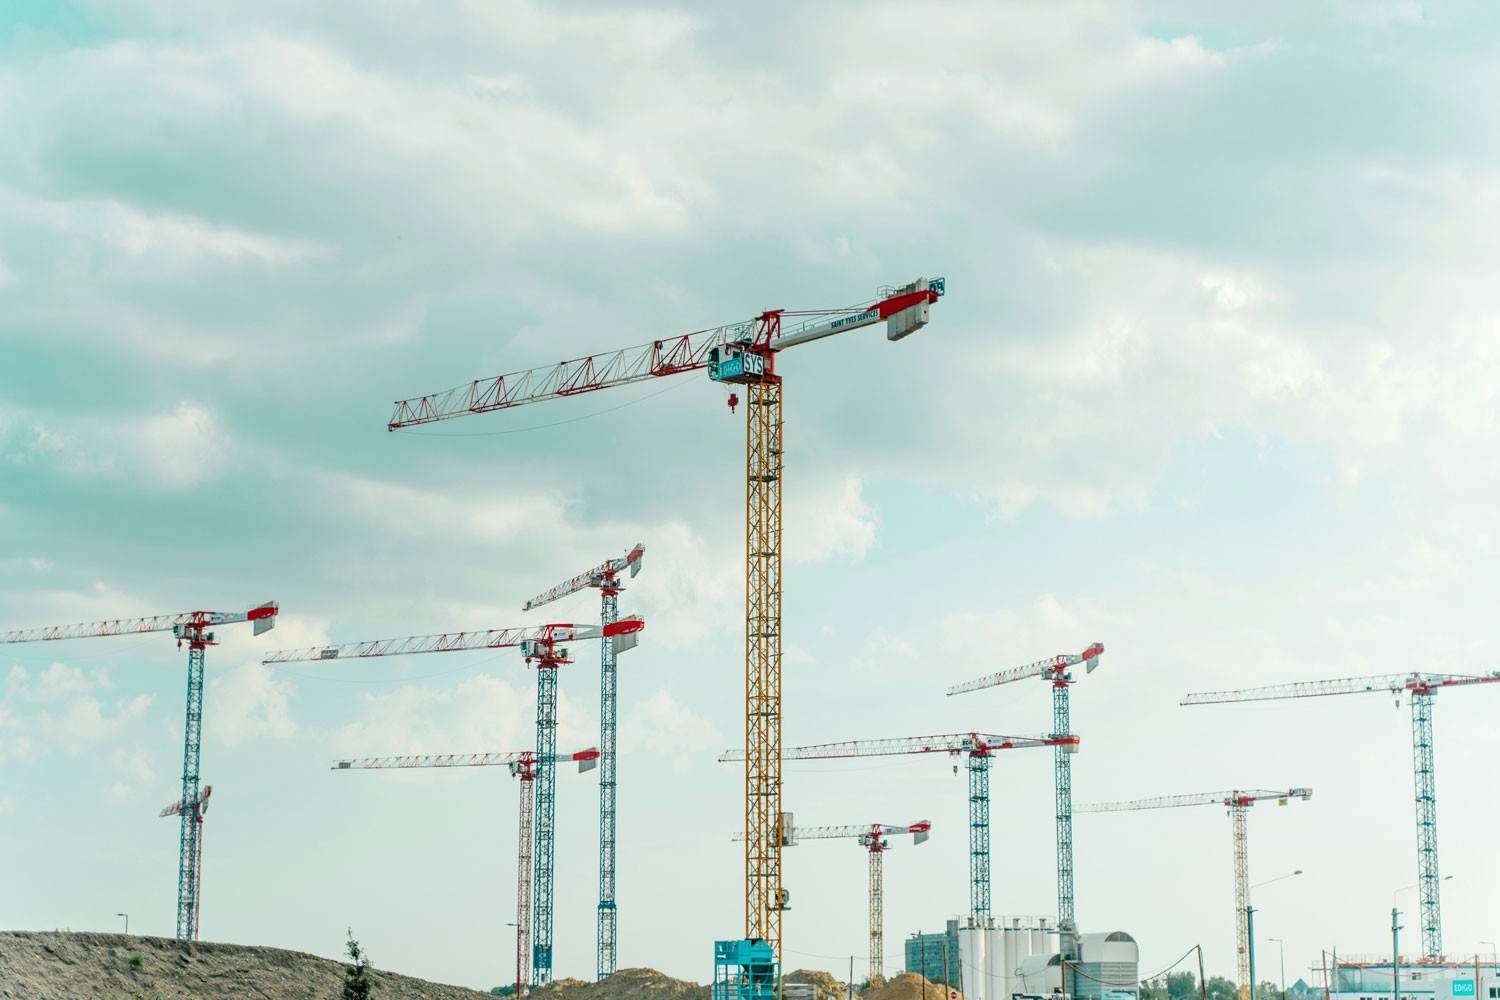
[333, 747, 600, 995]
[735, 820, 931, 986]
[523, 543, 644, 980]
[1078, 788, 1311, 1000]
[159, 784, 213, 941]
[4, 602, 279, 939]
[388, 276, 945, 982]
[1183, 670, 1500, 962]
[720, 732, 1069, 922]
[947, 642, 1104, 997]
[265, 617, 644, 986]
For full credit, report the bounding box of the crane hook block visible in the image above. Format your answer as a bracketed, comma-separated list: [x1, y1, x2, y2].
[727, 392, 739, 414]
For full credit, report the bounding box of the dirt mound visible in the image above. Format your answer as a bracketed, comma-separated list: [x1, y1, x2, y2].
[785, 968, 846, 1000]
[530, 967, 711, 1000]
[0, 930, 494, 999]
[864, 972, 963, 1000]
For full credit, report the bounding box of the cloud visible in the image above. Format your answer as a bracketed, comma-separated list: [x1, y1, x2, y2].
[787, 476, 878, 564]
[0, 189, 331, 262]
[619, 689, 722, 770]
[207, 661, 295, 746]
[331, 673, 549, 758]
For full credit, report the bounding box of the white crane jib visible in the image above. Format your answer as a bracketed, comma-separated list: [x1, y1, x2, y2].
[523, 544, 644, 611]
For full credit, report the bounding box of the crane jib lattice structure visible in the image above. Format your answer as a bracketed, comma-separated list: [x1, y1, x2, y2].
[387, 276, 944, 975]
[721, 732, 1066, 922]
[947, 642, 1103, 995]
[4, 602, 279, 940]
[734, 820, 930, 985]
[524, 543, 644, 980]
[333, 747, 600, 995]
[266, 617, 643, 987]
[1078, 788, 1311, 1000]
[1184, 669, 1500, 961]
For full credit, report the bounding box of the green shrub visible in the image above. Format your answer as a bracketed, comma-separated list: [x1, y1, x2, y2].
[129, 954, 144, 968]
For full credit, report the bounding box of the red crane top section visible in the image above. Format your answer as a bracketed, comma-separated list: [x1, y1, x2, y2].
[160, 785, 212, 819]
[4, 603, 278, 644]
[718, 731, 1070, 763]
[947, 642, 1105, 696]
[523, 544, 645, 611]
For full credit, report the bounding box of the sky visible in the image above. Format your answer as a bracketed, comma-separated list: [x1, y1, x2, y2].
[3, 0, 1500, 993]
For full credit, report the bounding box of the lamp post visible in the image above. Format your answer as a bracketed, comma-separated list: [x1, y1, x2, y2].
[1249, 871, 1304, 1000]
[116, 913, 128, 935]
[1481, 942, 1496, 966]
[1395, 876, 1453, 1000]
[1269, 938, 1286, 1000]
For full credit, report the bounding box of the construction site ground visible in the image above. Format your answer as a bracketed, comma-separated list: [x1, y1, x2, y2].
[0, 931, 494, 1000]
[0, 932, 961, 1000]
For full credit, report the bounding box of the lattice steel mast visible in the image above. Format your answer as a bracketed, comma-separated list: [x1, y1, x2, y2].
[159, 784, 213, 940]
[1079, 787, 1311, 1000]
[387, 277, 944, 974]
[733, 820, 930, 985]
[333, 748, 599, 995]
[948, 643, 1104, 986]
[267, 617, 643, 986]
[4, 602, 278, 939]
[1184, 670, 1500, 961]
[722, 731, 1066, 923]
[524, 544, 644, 980]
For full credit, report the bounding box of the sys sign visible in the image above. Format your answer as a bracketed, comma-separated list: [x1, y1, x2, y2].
[1452, 982, 1475, 997]
[714, 350, 765, 382]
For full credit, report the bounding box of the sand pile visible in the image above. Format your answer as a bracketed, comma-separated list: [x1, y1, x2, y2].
[0, 930, 494, 1000]
[530, 967, 712, 1000]
[785, 968, 847, 1000]
[864, 972, 965, 1000]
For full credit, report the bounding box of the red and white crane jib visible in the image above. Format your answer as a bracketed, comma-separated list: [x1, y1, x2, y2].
[160, 785, 213, 819]
[717, 731, 1070, 763]
[1078, 788, 1313, 814]
[947, 642, 1105, 697]
[523, 544, 645, 611]
[1182, 670, 1500, 706]
[261, 618, 644, 665]
[386, 279, 946, 430]
[332, 748, 601, 772]
[4, 603, 278, 644]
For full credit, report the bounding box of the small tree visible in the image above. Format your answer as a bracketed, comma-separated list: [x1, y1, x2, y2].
[344, 927, 374, 1000]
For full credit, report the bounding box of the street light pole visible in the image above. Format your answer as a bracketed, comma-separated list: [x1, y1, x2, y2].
[1269, 938, 1286, 1000]
[1480, 942, 1496, 966]
[116, 913, 128, 935]
[1393, 907, 1402, 1000]
[1248, 871, 1304, 1000]
[1248, 907, 1257, 1000]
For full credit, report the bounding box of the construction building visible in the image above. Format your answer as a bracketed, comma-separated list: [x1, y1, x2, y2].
[911, 916, 1136, 1000]
[1328, 960, 1500, 1000]
[907, 920, 963, 985]
[1014, 931, 1139, 1000]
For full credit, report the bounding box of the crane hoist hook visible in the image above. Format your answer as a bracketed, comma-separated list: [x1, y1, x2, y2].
[727, 392, 739, 414]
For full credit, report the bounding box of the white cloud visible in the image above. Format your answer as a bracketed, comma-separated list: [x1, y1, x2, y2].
[619, 689, 722, 770]
[0, 188, 330, 263]
[331, 673, 549, 758]
[207, 661, 296, 746]
[787, 476, 878, 564]
[34, 692, 155, 754]
[32, 663, 93, 700]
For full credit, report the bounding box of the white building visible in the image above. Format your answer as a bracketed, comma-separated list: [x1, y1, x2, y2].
[954, 917, 1138, 1000]
[1329, 961, 1500, 1000]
